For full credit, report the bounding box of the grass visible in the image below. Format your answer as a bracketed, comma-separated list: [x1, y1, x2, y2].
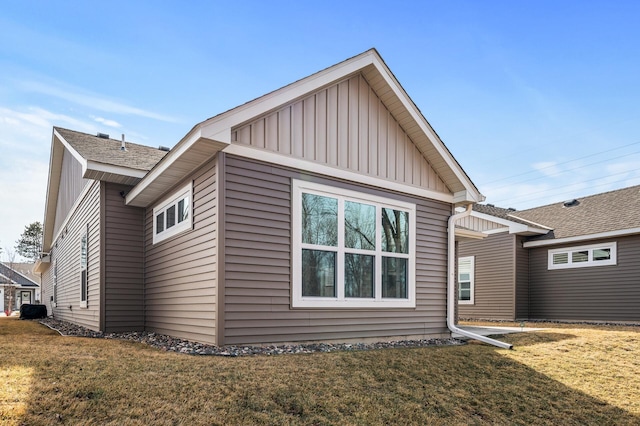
[1, 318, 639, 425]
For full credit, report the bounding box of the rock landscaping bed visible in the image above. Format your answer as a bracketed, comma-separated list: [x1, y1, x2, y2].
[38, 317, 463, 356]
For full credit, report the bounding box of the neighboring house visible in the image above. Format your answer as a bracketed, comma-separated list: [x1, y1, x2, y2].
[0, 262, 40, 314]
[457, 185, 640, 323]
[35, 49, 487, 346]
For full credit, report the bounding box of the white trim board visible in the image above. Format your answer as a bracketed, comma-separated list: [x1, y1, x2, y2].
[523, 227, 640, 248]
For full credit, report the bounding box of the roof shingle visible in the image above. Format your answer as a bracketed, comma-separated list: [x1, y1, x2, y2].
[55, 127, 167, 172]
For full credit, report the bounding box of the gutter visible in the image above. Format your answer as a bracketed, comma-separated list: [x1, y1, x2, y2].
[447, 205, 513, 350]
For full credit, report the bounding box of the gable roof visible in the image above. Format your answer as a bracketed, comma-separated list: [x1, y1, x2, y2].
[42, 128, 168, 252]
[0, 263, 39, 288]
[55, 128, 167, 174]
[125, 48, 483, 207]
[514, 185, 640, 246]
[469, 204, 551, 236]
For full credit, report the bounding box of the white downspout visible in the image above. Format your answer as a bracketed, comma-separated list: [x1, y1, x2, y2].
[447, 204, 513, 350]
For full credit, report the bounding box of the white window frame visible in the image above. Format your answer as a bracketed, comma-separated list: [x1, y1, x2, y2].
[292, 180, 416, 309]
[548, 242, 617, 270]
[457, 256, 474, 305]
[52, 259, 58, 308]
[80, 226, 88, 308]
[152, 182, 193, 244]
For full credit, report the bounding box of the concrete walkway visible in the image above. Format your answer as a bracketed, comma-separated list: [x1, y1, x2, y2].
[453, 325, 545, 339]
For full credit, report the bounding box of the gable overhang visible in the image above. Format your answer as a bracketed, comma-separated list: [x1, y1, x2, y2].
[42, 129, 154, 250]
[126, 49, 484, 208]
[455, 227, 489, 241]
[523, 226, 640, 248]
[471, 211, 551, 236]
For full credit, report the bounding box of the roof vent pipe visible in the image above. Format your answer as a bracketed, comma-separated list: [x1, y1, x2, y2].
[120, 134, 127, 151]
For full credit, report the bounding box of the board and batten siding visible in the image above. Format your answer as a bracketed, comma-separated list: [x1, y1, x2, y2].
[528, 235, 640, 322]
[54, 148, 90, 237]
[103, 182, 145, 332]
[222, 155, 451, 345]
[46, 180, 101, 330]
[144, 159, 218, 345]
[458, 232, 516, 320]
[232, 73, 448, 194]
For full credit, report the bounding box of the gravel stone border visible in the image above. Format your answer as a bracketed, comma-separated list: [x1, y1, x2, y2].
[37, 317, 464, 357]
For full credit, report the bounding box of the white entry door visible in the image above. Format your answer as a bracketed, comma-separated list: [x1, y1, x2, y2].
[0, 288, 4, 312]
[20, 291, 31, 306]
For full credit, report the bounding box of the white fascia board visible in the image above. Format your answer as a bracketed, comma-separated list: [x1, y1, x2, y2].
[370, 55, 482, 202]
[198, 52, 378, 141]
[224, 144, 454, 204]
[523, 227, 640, 248]
[506, 214, 553, 231]
[455, 228, 488, 240]
[85, 160, 147, 179]
[54, 128, 88, 170]
[471, 211, 549, 235]
[43, 131, 69, 250]
[125, 128, 228, 206]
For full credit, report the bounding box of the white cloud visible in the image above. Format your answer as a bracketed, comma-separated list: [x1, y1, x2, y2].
[19, 80, 179, 123]
[93, 116, 122, 128]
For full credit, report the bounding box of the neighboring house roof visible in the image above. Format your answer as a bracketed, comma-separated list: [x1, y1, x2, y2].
[513, 184, 640, 245]
[125, 48, 484, 207]
[0, 262, 39, 288]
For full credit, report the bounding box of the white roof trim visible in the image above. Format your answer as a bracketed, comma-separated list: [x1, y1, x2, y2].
[85, 160, 147, 179]
[506, 213, 554, 231]
[223, 144, 455, 204]
[455, 227, 488, 240]
[127, 49, 483, 207]
[472, 211, 550, 235]
[523, 227, 640, 248]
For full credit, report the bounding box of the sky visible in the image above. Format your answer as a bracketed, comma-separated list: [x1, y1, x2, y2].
[1, 1, 640, 260]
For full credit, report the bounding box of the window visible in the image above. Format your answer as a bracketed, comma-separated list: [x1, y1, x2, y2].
[52, 260, 58, 308]
[80, 227, 88, 308]
[292, 180, 416, 308]
[548, 242, 617, 270]
[457, 256, 474, 304]
[153, 183, 193, 244]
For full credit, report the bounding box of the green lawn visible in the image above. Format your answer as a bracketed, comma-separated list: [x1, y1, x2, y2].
[1, 317, 639, 425]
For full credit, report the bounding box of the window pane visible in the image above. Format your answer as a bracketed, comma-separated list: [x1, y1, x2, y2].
[593, 248, 611, 261]
[166, 205, 176, 228]
[178, 198, 189, 223]
[572, 251, 588, 263]
[302, 193, 338, 246]
[344, 201, 375, 250]
[381, 208, 409, 253]
[156, 212, 164, 233]
[382, 257, 407, 298]
[302, 249, 336, 297]
[459, 287, 471, 301]
[345, 254, 374, 298]
[553, 252, 568, 264]
[459, 273, 470, 281]
[80, 234, 87, 270]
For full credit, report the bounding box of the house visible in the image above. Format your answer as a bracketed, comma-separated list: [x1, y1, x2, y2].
[0, 262, 40, 315]
[35, 49, 500, 347]
[457, 185, 640, 323]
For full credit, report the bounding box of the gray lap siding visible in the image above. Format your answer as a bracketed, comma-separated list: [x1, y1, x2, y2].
[143, 159, 218, 345]
[528, 234, 640, 322]
[458, 232, 516, 320]
[222, 155, 451, 345]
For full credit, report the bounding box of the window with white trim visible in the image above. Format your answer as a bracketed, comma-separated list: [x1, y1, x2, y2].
[52, 260, 58, 308]
[292, 180, 416, 308]
[548, 242, 617, 270]
[153, 183, 193, 244]
[80, 226, 88, 308]
[457, 256, 474, 304]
